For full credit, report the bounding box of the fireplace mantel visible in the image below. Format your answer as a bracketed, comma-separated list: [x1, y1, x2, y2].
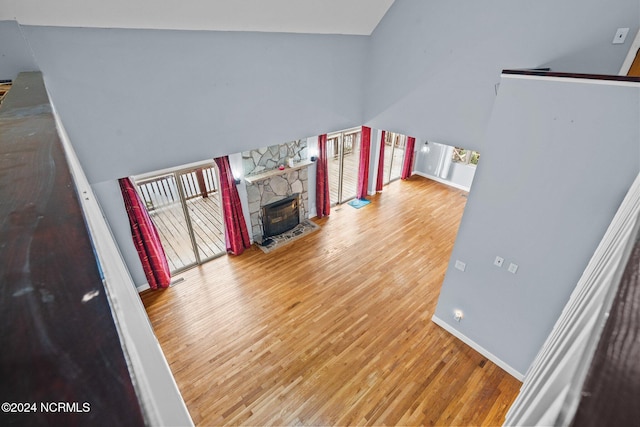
[244, 160, 314, 184]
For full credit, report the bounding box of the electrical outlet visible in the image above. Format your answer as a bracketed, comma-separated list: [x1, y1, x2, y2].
[494, 256, 504, 267]
[455, 260, 466, 272]
[454, 310, 464, 322]
[613, 28, 629, 44]
[508, 263, 519, 274]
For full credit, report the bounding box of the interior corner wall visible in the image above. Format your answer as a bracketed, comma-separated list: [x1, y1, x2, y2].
[364, 0, 640, 152]
[229, 152, 253, 244]
[306, 136, 319, 217]
[433, 75, 640, 376]
[91, 179, 148, 287]
[414, 142, 477, 192]
[0, 21, 38, 80]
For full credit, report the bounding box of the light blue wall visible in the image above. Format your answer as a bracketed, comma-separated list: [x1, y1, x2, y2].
[434, 75, 640, 376]
[0, 21, 38, 80]
[22, 25, 368, 184]
[364, 0, 639, 151]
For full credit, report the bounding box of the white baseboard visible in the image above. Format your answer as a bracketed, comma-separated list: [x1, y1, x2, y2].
[431, 315, 525, 381]
[415, 171, 470, 192]
[137, 276, 185, 293]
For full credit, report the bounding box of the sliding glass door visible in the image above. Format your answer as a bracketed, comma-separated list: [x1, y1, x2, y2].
[135, 164, 226, 273]
[327, 128, 361, 205]
[381, 132, 406, 185]
[177, 168, 226, 263]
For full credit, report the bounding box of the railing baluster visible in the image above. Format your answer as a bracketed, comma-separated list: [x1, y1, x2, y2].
[207, 168, 218, 193]
[183, 172, 196, 200]
[135, 165, 222, 208]
[160, 177, 172, 204]
[139, 185, 153, 210]
[156, 181, 166, 205]
[188, 173, 197, 198]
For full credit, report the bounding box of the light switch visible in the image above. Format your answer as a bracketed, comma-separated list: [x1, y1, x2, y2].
[455, 260, 466, 272]
[508, 263, 519, 274]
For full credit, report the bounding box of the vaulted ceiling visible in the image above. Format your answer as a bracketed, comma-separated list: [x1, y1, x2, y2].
[1, 0, 395, 35]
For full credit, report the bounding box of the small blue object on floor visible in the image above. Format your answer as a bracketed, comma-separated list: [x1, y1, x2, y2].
[348, 198, 371, 209]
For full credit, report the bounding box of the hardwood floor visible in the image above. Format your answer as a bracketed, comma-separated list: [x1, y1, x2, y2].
[141, 176, 521, 426]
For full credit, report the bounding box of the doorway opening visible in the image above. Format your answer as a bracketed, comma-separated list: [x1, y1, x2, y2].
[327, 127, 361, 205]
[135, 163, 226, 273]
[381, 131, 406, 185]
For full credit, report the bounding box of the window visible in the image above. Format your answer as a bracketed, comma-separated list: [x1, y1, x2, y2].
[452, 147, 480, 165]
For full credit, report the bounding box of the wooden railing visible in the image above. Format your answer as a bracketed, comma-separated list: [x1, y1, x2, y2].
[0, 72, 192, 426]
[0, 72, 144, 426]
[136, 167, 218, 211]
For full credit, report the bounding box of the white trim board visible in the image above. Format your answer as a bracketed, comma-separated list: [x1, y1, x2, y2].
[432, 315, 525, 381]
[51, 97, 193, 426]
[619, 29, 640, 75]
[502, 73, 640, 88]
[138, 276, 190, 293]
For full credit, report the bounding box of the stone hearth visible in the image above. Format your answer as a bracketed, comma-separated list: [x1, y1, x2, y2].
[243, 140, 310, 241]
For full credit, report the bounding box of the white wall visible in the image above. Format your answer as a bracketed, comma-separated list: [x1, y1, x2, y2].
[433, 75, 640, 376]
[414, 141, 477, 191]
[0, 21, 38, 80]
[449, 163, 476, 190]
[364, 0, 639, 151]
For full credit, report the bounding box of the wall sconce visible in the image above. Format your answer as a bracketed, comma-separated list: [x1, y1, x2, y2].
[421, 141, 430, 154]
[308, 145, 318, 162]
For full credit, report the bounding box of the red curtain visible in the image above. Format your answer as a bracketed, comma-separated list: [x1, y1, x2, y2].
[357, 126, 372, 199]
[401, 136, 416, 180]
[118, 177, 171, 290]
[316, 134, 330, 217]
[375, 130, 386, 192]
[214, 156, 251, 255]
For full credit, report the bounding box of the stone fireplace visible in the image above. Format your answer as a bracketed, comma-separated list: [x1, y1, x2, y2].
[242, 140, 311, 242]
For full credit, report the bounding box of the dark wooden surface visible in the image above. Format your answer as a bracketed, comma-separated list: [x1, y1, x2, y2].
[0, 72, 145, 426]
[570, 226, 640, 427]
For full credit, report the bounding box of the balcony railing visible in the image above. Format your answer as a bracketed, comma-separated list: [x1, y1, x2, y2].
[136, 167, 218, 211]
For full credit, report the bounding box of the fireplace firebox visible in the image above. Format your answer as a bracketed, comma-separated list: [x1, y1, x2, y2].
[262, 194, 300, 239]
